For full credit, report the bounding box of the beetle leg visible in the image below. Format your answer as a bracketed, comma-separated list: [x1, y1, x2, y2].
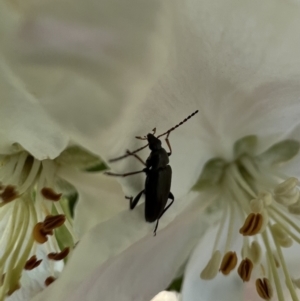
[104, 170, 145, 177]
[159, 192, 175, 219]
[165, 132, 172, 156]
[126, 150, 146, 166]
[153, 192, 175, 236]
[125, 190, 144, 210]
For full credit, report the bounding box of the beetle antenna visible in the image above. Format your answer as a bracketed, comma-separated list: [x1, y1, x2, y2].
[157, 110, 198, 139]
[109, 144, 149, 162]
[108, 110, 198, 163]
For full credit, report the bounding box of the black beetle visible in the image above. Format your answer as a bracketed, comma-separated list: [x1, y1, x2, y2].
[105, 110, 198, 235]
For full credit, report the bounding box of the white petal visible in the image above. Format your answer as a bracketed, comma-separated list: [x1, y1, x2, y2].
[0, 58, 68, 159]
[58, 167, 128, 237]
[32, 201, 208, 301]
[7, 0, 171, 154]
[150, 291, 180, 301]
[60, 0, 300, 202]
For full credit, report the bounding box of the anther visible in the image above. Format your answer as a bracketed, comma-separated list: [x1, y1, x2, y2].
[239, 213, 263, 236]
[0, 185, 19, 203]
[258, 191, 273, 206]
[24, 255, 43, 270]
[33, 223, 49, 243]
[48, 247, 70, 261]
[219, 251, 238, 275]
[200, 250, 222, 280]
[256, 278, 273, 300]
[271, 223, 293, 248]
[41, 187, 62, 201]
[45, 276, 56, 287]
[274, 177, 299, 206]
[43, 215, 66, 231]
[237, 258, 253, 282]
[249, 241, 262, 265]
[250, 198, 264, 213]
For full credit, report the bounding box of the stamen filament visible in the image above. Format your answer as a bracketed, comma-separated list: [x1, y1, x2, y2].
[7, 152, 27, 185]
[230, 164, 256, 199]
[262, 231, 284, 301]
[271, 228, 299, 301]
[211, 201, 227, 253]
[269, 212, 300, 243]
[226, 173, 250, 213]
[225, 201, 235, 252]
[18, 160, 41, 194]
[270, 206, 300, 233]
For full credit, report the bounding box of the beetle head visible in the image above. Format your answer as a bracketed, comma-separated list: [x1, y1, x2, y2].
[147, 134, 161, 150]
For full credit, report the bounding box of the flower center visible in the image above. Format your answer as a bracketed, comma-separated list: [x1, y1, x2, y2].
[0, 151, 77, 300]
[194, 136, 300, 301]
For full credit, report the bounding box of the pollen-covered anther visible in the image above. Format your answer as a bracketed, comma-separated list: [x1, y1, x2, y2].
[33, 222, 50, 243]
[219, 251, 238, 275]
[200, 250, 222, 280]
[256, 278, 273, 300]
[45, 276, 56, 287]
[0, 185, 19, 203]
[43, 214, 66, 231]
[41, 187, 62, 201]
[24, 255, 43, 270]
[239, 213, 263, 236]
[271, 223, 293, 248]
[48, 247, 70, 261]
[237, 258, 253, 282]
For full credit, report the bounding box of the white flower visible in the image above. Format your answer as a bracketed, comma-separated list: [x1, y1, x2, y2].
[12, 0, 300, 301]
[16, 0, 300, 300]
[0, 0, 171, 300]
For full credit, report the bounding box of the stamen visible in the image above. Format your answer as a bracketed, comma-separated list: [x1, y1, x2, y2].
[239, 213, 263, 236]
[249, 241, 262, 265]
[272, 228, 299, 301]
[43, 215, 66, 231]
[200, 250, 222, 280]
[271, 224, 293, 248]
[256, 278, 273, 300]
[219, 251, 238, 275]
[32, 222, 51, 244]
[24, 255, 42, 270]
[237, 258, 253, 282]
[262, 231, 284, 301]
[45, 276, 56, 286]
[0, 186, 18, 203]
[41, 188, 62, 202]
[274, 178, 299, 206]
[48, 247, 70, 261]
[250, 198, 264, 213]
[258, 191, 273, 206]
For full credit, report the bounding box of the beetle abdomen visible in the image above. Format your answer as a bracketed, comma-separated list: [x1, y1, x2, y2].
[145, 165, 172, 222]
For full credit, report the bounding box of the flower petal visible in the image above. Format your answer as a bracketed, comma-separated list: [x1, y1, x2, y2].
[50, 0, 300, 203]
[7, 247, 63, 301]
[150, 291, 180, 301]
[8, 0, 171, 154]
[0, 58, 68, 159]
[57, 167, 128, 237]
[31, 200, 208, 301]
